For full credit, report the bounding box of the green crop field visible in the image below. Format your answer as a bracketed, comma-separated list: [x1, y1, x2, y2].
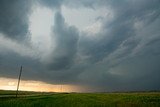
[0, 90, 160, 107]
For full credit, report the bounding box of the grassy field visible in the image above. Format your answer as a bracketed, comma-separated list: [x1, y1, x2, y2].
[0, 90, 160, 107]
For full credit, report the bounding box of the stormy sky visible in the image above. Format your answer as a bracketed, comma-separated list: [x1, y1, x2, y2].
[0, 0, 160, 92]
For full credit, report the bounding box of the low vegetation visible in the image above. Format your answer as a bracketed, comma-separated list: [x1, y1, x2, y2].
[0, 90, 160, 107]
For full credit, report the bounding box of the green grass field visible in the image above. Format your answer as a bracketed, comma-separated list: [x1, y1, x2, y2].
[0, 90, 160, 107]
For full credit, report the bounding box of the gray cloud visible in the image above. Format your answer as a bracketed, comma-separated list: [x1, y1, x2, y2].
[38, 0, 63, 9]
[71, 0, 160, 91]
[0, 0, 160, 92]
[46, 11, 79, 71]
[0, 0, 32, 41]
[0, 51, 43, 81]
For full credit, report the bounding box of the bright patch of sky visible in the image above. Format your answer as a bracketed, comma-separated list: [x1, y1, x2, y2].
[29, 5, 54, 59]
[61, 5, 113, 34]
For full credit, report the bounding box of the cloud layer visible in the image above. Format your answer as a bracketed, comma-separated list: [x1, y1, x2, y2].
[0, 0, 32, 40]
[0, 0, 160, 92]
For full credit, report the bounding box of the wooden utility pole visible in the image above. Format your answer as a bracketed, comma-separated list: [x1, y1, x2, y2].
[16, 66, 23, 98]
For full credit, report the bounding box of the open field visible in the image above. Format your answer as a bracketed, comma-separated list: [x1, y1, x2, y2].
[0, 90, 160, 107]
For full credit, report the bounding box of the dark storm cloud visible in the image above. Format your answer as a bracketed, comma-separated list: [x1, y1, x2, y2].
[38, 0, 63, 9]
[79, 0, 160, 63]
[0, 0, 32, 40]
[47, 11, 79, 70]
[76, 0, 160, 91]
[0, 0, 160, 92]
